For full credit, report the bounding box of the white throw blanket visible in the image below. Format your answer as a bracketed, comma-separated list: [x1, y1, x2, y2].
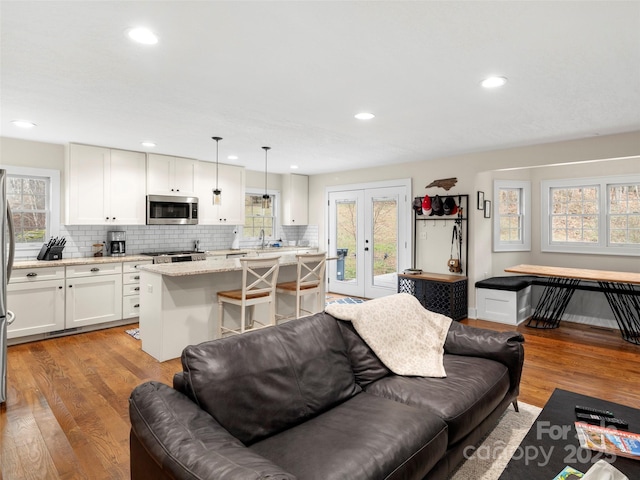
[325, 293, 452, 377]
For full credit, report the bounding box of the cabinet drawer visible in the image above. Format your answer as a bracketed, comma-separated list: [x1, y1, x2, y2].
[123, 295, 141, 319]
[124, 284, 142, 296]
[123, 272, 142, 284]
[123, 260, 152, 273]
[66, 263, 123, 277]
[10, 266, 65, 283]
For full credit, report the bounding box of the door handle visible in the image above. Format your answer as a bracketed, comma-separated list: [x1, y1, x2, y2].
[364, 247, 369, 251]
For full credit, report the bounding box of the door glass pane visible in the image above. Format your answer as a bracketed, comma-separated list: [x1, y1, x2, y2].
[336, 200, 357, 282]
[371, 196, 397, 287]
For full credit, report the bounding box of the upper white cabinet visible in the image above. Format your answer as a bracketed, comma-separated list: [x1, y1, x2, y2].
[147, 153, 198, 196]
[196, 161, 245, 224]
[282, 173, 309, 225]
[66, 144, 147, 225]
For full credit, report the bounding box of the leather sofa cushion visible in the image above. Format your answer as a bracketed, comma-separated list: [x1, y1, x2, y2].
[336, 318, 390, 387]
[129, 381, 296, 479]
[250, 392, 448, 480]
[181, 312, 360, 445]
[365, 354, 510, 445]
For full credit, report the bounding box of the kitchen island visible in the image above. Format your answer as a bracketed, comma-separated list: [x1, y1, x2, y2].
[138, 254, 325, 362]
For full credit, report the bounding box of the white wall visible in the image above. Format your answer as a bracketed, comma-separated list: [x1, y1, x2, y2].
[1, 137, 66, 218]
[3, 131, 640, 310]
[528, 156, 640, 272]
[310, 131, 640, 309]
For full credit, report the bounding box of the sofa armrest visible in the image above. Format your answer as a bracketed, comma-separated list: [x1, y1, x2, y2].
[129, 381, 296, 480]
[444, 322, 524, 398]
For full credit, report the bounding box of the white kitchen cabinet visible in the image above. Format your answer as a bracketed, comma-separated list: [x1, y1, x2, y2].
[6, 266, 65, 339]
[282, 173, 308, 225]
[66, 144, 147, 225]
[65, 263, 123, 328]
[196, 161, 245, 224]
[147, 153, 198, 196]
[122, 260, 152, 319]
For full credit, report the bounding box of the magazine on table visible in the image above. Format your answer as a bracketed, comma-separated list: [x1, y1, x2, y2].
[552, 465, 583, 479]
[575, 421, 640, 461]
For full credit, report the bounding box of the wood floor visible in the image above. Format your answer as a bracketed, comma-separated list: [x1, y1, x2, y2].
[1, 316, 639, 479]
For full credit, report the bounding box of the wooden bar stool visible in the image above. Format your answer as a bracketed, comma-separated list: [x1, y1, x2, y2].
[276, 253, 327, 321]
[218, 257, 280, 336]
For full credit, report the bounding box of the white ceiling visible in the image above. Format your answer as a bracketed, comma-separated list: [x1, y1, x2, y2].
[2, 1, 639, 175]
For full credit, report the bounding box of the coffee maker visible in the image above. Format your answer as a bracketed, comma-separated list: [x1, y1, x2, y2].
[107, 231, 126, 257]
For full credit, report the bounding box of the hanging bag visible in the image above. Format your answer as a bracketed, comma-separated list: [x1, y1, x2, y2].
[448, 225, 462, 273]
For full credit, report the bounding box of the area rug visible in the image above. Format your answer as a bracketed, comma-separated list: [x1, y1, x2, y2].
[125, 328, 140, 340]
[325, 296, 365, 305]
[449, 401, 542, 480]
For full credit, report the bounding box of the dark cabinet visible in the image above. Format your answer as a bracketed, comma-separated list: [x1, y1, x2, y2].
[398, 272, 467, 321]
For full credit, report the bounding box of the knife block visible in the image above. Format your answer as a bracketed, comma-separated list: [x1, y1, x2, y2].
[37, 244, 65, 261]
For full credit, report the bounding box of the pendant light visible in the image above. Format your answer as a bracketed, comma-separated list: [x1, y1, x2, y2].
[262, 146, 271, 209]
[212, 136, 222, 206]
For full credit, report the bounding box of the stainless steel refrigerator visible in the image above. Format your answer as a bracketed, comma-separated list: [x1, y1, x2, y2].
[1, 168, 17, 404]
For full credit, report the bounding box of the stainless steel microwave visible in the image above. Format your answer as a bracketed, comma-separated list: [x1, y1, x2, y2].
[146, 195, 198, 225]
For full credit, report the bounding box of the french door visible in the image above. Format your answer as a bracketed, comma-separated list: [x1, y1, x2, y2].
[327, 181, 411, 299]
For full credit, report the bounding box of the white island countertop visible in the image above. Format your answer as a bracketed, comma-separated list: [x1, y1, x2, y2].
[137, 253, 323, 277]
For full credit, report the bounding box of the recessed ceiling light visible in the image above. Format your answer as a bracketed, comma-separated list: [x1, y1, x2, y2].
[141, 141, 156, 147]
[127, 27, 159, 45]
[290, 165, 299, 170]
[481, 76, 508, 88]
[227, 155, 238, 160]
[11, 120, 36, 128]
[355, 112, 375, 120]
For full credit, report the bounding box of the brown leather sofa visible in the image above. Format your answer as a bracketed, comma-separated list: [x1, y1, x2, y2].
[129, 311, 524, 480]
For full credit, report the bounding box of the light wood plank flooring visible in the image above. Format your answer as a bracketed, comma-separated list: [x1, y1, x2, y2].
[1, 317, 639, 479]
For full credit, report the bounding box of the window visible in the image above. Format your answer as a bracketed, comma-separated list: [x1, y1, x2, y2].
[493, 180, 531, 252]
[5, 166, 60, 257]
[243, 190, 277, 240]
[609, 184, 640, 245]
[549, 185, 599, 243]
[541, 175, 640, 255]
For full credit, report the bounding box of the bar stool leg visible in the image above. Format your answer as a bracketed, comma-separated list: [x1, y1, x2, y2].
[270, 299, 276, 326]
[218, 301, 224, 337]
[295, 293, 302, 319]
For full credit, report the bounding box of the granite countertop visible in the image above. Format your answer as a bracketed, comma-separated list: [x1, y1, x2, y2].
[12, 255, 152, 269]
[205, 246, 316, 256]
[138, 254, 304, 277]
[12, 246, 320, 270]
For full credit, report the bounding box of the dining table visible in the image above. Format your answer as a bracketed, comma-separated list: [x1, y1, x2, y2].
[504, 264, 640, 345]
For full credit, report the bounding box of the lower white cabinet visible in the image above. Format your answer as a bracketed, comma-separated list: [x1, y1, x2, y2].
[65, 263, 123, 328]
[7, 266, 66, 339]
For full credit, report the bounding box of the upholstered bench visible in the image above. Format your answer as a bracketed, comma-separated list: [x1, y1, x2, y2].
[475, 276, 540, 325]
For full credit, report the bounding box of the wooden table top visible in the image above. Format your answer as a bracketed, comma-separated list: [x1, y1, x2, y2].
[398, 271, 467, 283]
[505, 264, 640, 285]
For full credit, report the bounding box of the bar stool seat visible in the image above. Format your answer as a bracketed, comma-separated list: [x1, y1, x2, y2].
[276, 253, 327, 321]
[218, 257, 280, 336]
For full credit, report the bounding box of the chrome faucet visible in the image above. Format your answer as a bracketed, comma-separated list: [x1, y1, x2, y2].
[259, 229, 266, 249]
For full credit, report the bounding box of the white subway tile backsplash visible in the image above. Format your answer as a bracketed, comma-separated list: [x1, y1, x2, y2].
[21, 224, 319, 261]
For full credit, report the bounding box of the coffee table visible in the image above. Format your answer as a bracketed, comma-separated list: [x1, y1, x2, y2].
[499, 389, 640, 479]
